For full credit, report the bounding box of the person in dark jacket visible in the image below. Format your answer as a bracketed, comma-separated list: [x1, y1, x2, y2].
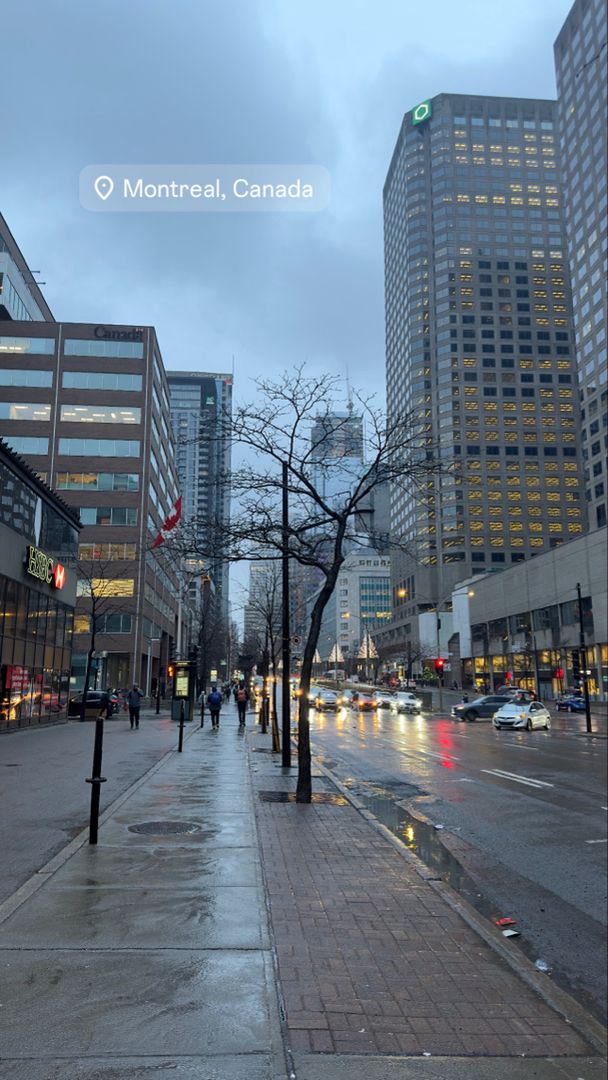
[127, 684, 143, 729]
[207, 685, 223, 730]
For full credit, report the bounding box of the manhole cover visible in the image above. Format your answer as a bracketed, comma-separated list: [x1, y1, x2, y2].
[251, 747, 275, 753]
[128, 821, 202, 835]
[258, 791, 348, 805]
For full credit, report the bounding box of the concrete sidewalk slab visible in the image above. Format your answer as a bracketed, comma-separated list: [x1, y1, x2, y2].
[0, 716, 287, 1080]
[293, 1053, 606, 1079]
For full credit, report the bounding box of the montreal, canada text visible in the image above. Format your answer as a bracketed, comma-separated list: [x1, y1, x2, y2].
[122, 177, 314, 200]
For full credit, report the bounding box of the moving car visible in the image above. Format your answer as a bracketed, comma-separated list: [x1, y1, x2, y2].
[313, 689, 340, 711]
[452, 694, 513, 722]
[493, 700, 551, 731]
[375, 690, 395, 709]
[390, 691, 423, 714]
[349, 691, 377, 711]
[556, 693, 586, 713]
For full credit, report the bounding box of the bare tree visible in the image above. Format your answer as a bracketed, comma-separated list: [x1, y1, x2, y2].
[170, 367, 443, 801]
[244, 562, 282, 748]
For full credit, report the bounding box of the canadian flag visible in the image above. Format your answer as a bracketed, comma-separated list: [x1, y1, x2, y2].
[151, 496, 182, 549]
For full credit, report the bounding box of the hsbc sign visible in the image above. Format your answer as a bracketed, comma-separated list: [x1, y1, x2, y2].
[25, 545, 66, 590]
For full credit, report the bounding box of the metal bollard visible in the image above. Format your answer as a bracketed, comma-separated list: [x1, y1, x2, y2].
[86, 714, 107, 845]
[178, 699, 185, 752]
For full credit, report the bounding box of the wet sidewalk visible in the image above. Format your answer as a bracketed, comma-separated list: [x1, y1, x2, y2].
[0, 706, 605, 1080]
[0, 709, 286, 1079]
[248, 726, 606, 1080]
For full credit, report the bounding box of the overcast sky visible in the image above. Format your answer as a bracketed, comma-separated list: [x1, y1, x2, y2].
[4, 0, 573, 398]
[3, 0, 574, 623]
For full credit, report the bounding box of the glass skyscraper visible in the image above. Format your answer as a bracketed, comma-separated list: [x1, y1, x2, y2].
[383, 93, 586, 649]
[554, 0, 608, 530]
[167, 371, 232, 622]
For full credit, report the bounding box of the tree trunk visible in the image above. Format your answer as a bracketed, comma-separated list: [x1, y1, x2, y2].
[295, 560, 342, 802]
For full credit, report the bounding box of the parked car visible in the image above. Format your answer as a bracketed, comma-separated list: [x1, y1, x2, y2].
[452, 694, 513, 722]
[493, 700, 551, 731]
[349, 691, 378, 711]
[556, 693, 586, 713]
[68, 690, 119, 719]
[313, 689, 340, 711]
[390, 691, 423, 714]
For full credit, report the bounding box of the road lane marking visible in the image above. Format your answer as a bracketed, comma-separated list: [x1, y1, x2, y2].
[419, 749, 461, 762]
[504, 743, 540, 751]
[585, 838, 607, 845]
[482, 768, 554, 789]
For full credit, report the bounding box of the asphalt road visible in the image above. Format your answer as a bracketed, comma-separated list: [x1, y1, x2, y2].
[0, 711, 184, 905]
[309, 704, 608, 1023]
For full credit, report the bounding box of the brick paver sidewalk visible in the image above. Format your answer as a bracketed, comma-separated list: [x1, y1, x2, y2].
[250, 750, 592, 1059]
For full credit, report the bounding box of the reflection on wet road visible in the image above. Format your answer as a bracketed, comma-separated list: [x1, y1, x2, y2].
[308, 704, 608, 1022]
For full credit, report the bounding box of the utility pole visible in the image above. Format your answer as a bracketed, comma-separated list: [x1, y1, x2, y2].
[576, 582, 592, 733]
[436, 614, 443, 713]
[281, 461, 291, 767]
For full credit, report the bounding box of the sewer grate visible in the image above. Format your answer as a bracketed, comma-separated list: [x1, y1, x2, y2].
[128, 820, 202, 835]
[258, 790, 349, 805]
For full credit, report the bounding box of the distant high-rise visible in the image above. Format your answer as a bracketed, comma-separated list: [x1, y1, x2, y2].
[554, 0, 608, 530]
[383, 93, 586, 651]
[167, 371, 232, 620]
[310, 408, 364, 508]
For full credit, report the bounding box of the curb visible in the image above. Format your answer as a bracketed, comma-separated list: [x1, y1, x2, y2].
[312, 752, 608, 1059]
[0, 722, 200, 927]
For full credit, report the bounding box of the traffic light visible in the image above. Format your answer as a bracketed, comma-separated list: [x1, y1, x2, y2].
[434, 658, 445, 672]
[555, 667, 565, 680]
[571, 650, 580, 679]
[167, 662, 175, 679]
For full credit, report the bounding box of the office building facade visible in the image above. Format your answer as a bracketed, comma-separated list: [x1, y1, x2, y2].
[310, 550, 391, 673]
[168, 371, 232, 622]
[554, 0, 608, 530]
[383, 93, 586, 654]
[0, 321, 181, 692]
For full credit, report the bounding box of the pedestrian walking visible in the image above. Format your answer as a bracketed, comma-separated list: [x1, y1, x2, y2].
[98, 689, 111, 720]
[235, 681, 249, 727]
[127, 684, 143, 729]
[207, 684, 223, 730]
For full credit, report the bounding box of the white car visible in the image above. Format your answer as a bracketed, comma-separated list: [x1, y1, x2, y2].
[375, 690, 395, 709]
[390, 691, 423, 714]
[493, 700, 551, 731]
[313, 689, 340, 711]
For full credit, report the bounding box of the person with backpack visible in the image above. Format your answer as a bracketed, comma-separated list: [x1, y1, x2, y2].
[236, 681, 249, 727]
[206, 684, 223, 730]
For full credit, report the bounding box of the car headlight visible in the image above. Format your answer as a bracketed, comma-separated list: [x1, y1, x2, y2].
[519, 712, 527, 719]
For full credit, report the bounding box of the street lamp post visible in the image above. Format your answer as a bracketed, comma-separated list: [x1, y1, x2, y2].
[576, 582, 592, 734]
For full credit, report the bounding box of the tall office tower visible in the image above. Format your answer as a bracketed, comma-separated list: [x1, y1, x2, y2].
[0, 321, 181, 691]
[384, 94, 586, 652]
[554, 0, 608, 530]
[0, 212, 53, 322]
[167, 372, 232, 622]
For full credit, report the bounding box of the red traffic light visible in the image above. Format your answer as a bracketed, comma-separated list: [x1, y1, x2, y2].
[555, 667, 564, 679]
[434, 658, 445, 671]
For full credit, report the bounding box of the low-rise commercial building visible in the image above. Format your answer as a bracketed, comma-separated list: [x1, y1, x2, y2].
[0, 439, 80, 730]
[451, 528, 607, 699]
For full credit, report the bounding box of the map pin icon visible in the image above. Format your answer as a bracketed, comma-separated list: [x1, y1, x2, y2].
[94, 175, 114, 201]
